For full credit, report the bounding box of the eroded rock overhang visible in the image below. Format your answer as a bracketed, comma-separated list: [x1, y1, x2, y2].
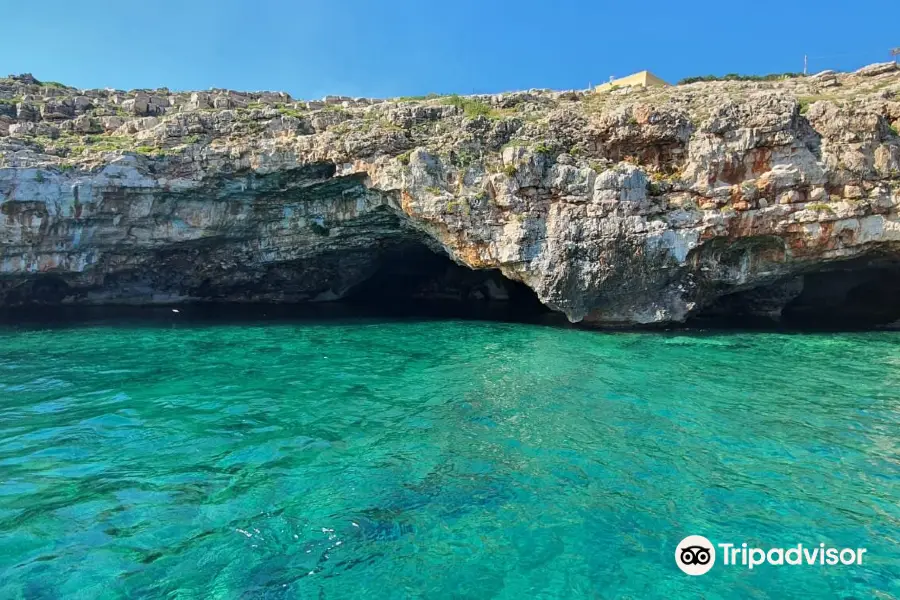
[1, 65, 900, 326]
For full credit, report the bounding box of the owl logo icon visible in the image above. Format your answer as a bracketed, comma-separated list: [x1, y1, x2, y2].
[675, 535, 716, 575]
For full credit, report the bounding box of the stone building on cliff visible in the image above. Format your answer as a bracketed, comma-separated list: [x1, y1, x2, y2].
[595, 70, 669, 92]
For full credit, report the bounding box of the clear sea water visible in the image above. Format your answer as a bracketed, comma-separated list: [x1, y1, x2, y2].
[0, 316, 898, 599]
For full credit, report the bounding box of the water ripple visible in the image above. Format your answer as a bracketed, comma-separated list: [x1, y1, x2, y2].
[0, 323, 898, 598]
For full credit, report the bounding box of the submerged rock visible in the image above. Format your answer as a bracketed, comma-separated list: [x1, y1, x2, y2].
[1, 66, 900, 327]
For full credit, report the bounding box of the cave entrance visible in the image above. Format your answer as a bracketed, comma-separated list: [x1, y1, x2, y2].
[780, 265, 900, 328]
[688, 259, 900, 330]
[341, 242, 552, 322]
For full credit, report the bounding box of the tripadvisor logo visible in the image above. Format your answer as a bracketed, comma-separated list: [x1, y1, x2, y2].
[675, 535, 716, 576]
[675, 535, 867, 575]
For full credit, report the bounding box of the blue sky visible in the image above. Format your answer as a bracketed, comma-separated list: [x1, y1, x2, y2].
[2, 0, 897, 99]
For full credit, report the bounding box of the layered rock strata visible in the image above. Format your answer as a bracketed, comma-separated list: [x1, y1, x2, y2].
[2, 64, 900, 326]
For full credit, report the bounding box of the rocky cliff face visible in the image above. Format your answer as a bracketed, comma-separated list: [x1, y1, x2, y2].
[2, 64, 900, 326]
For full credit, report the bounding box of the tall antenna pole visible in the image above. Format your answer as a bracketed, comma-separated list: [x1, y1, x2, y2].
[803, 54, 808, 75]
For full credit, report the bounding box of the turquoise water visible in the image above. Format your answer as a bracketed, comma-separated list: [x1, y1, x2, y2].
[0, 318, 898, 599]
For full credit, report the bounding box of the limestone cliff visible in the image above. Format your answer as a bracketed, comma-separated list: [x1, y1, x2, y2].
[2, 64, 900, 326]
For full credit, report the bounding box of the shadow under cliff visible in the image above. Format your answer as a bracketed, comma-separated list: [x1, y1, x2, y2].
[685, 258, 900, 332]
[0, 244, 565, 330]
[3, 246, 900, 332]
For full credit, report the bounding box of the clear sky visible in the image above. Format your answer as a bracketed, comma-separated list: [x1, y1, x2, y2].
[2, 0, 897, 99]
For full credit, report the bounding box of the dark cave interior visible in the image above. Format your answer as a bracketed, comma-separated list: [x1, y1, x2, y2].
[340, 243, 550, 321]
[688, 260, 900, 330]
[2, 248, 900, 330]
